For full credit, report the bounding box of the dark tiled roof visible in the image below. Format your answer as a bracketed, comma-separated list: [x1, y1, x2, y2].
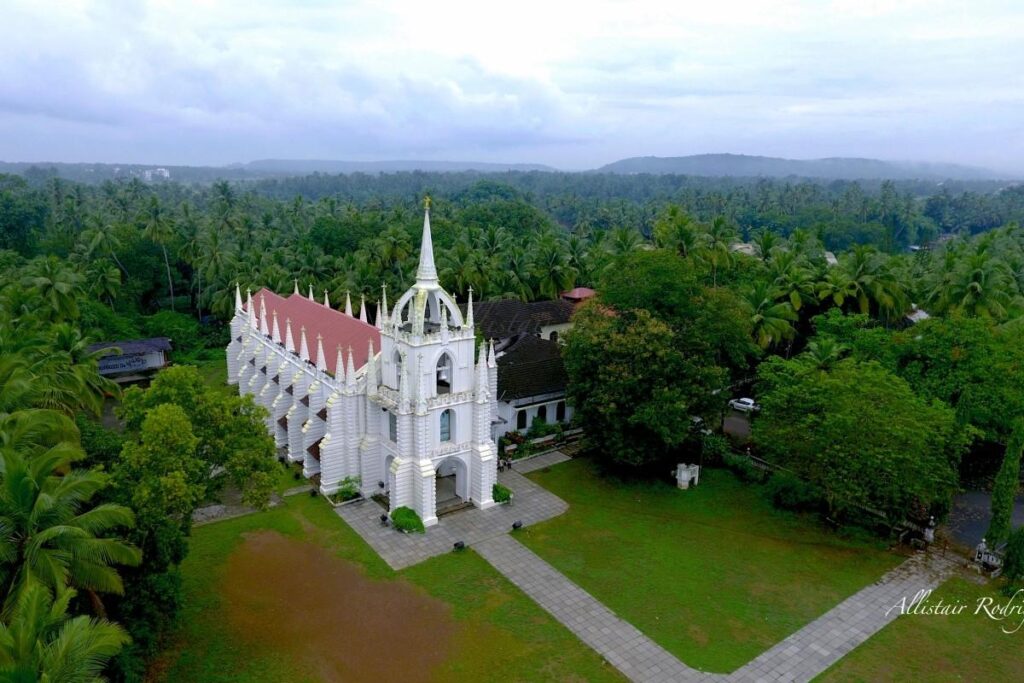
[468, 299, 575, 342]
[496, 336, 567, 400]
[87, 337, 172, 356]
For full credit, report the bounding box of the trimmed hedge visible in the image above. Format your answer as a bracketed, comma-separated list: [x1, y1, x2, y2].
[391, 506, 425, 533]
[493, 482, 513, 504]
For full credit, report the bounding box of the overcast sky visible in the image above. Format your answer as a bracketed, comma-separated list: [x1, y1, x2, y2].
[2, 0, 1023, 171]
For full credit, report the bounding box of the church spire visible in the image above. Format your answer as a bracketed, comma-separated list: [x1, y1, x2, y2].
[475, 342, 489, 402]
[299, 326, 310, 362]
[234, 283, 243, 313]
[359, 294, 368, 323]
[335, 345, 345, 382]
[380, 283, 389, 326]
[293, 279, 299, 296]
[285, 318, 295, 353]
[466, 287, 474, 328]
[271, 310, 282, 344]
[365, 340, 378, 393]
[315, 334, 327, 373]
[246, 289, 256, 329]
[308, 284, 315, 301]
[323, 289, 331, 309]
[344, 291, 353, 317]
[258, 294, 269, 336]
[415, 198, 438, 285]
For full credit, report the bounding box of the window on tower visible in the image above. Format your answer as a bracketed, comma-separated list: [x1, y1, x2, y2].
[436, 353, 453, 394]
[388, 412, 397, 443]
[440, 409, 453, 442]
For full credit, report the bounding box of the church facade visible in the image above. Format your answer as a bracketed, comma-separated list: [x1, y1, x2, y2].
[226, 207, 497, 526]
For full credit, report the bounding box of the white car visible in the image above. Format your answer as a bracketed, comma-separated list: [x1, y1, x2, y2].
[728, 397, 760, 413]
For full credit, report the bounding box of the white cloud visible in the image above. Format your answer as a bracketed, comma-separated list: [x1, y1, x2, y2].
[0, 0, 1022, 171]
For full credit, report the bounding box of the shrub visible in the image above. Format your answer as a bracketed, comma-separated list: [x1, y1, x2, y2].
[1003, 527, 1024, 584]
[766, 472, 824, 512]
[526, 418, 561, 440]
[391, 506, 425, 533]
[493, 483, 512, 503]
[700, 433, 732, 467]
[723, 452, 767, 483]
[332, 476, 361, 503]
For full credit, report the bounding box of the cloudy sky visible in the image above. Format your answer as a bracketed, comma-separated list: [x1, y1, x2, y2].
[2, 0, 1023, 171]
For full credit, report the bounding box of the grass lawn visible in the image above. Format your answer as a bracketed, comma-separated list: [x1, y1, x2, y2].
[187, 357, 230, 394]
[518, 458, 900, 674]
[154, 494, 622, 682]
[818, 577, 1024, 681]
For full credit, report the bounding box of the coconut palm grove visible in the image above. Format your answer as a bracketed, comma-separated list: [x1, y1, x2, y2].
[1, 165, 1023, 680]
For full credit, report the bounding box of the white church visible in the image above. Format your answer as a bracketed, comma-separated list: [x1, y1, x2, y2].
[227, 205, 497, 526]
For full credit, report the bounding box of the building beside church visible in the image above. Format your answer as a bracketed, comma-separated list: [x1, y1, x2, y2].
[226, 206, 497, 526]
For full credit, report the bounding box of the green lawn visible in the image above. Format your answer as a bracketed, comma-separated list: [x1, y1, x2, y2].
[518, 458, 900, 674]
[187, 357, 230, 394]
[154, 494, 622, 682]
[818, 577, 1024, 681]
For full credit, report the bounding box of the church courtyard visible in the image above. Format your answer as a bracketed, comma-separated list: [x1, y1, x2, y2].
[150, 452, 971, 682]
[516, 459, 901, 673]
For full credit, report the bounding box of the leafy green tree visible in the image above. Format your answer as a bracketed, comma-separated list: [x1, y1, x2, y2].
[987, 420, 1024, 544]
[119, 366, 274, 508]
[564, 306, 710, 470]
[106, 404, 206, 681]
[0, 584, 129, 681]
[743, 281, 797, 349]
[754, 355, 968, 523]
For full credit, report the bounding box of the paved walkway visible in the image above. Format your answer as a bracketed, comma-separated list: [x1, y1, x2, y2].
[334, 468, 567, 570]
[724, 551, 959, 682]
[475, 534, 716, 683]
[511, 449, 572, 473]
[475, 533, 960, 683]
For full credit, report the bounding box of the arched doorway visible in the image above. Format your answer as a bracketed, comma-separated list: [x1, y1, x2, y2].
[435, 455, 469, 516]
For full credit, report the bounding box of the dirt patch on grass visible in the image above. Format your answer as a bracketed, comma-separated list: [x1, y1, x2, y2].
[222, 530, 456, 682]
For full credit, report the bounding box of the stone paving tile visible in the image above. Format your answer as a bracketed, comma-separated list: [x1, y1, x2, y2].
[333, 469, 568, 570]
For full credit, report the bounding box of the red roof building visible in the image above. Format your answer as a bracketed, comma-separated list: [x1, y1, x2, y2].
[247, 288, 380, 376]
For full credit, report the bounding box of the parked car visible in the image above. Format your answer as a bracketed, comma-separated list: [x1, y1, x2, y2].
[728, 397, 760, 413]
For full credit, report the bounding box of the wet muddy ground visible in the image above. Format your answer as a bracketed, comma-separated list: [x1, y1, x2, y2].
[222, 530, 457, 682]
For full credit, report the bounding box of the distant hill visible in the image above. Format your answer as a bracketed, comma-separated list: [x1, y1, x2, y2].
[595, 154, 1009, 181]
[237, 159, 556, 174]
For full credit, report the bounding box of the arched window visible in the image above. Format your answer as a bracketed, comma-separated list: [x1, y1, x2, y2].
[440, 409, 453, 442]
[516, 410, 527, 430]
[549, 331, 559, 343]
[392, 350, 403, 389]
[536, 405, 548, 424]
[556, 401, 566, 422]
[436, 353, 453, 394]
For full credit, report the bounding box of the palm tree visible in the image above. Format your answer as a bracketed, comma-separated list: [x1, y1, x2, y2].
[0, 584, 130, 681]
[653, 205, 699, 258]
[140, 196, 177, 311]
[743, 281, 797, 349]
[751, 229, 780, 262]
[930, 248, 1014, 320]
[530, 234, 577, 300]
[800, 338, 848, 372]
[79, 214, 128, 276]
[700, 216, 738, 287]
[21, 257, 83, 323]
[0, 445, 141, 615]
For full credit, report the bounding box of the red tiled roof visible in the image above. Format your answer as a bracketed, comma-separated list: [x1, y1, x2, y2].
[561, 287, 596, 301]
[247, 289, 380, 376]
